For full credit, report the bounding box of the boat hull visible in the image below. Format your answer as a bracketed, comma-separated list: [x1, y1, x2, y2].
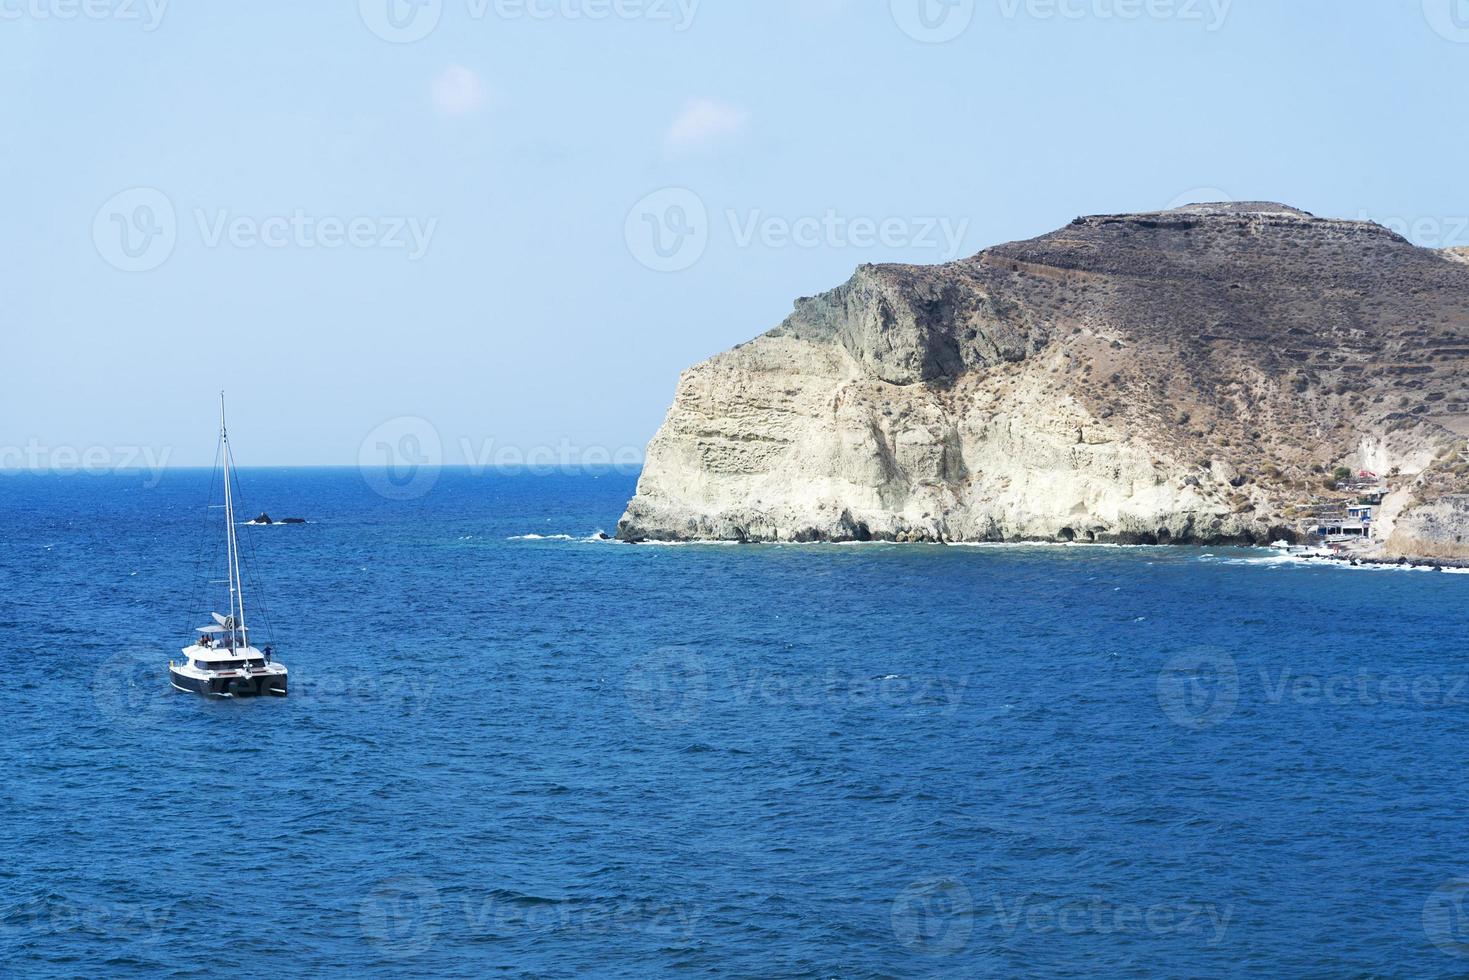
[169, 666, 287, 698]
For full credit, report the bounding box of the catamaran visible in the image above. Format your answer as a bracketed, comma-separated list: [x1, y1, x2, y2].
[169, 395, 289, 698]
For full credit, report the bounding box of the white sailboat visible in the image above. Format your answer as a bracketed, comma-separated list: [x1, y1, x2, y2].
[169, 394, 288, 698]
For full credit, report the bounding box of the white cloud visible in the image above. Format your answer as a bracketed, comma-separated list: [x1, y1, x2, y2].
[431, 64, 490, 117]
[663, 98, 750, 155]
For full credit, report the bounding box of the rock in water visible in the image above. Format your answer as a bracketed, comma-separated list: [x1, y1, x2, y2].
[617, 202, 1469, 558]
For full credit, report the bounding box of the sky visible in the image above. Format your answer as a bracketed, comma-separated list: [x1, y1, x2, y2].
[2, 0, 1467, 469]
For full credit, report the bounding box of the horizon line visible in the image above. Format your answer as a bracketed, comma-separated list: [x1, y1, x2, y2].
[0, 462, 646, 473]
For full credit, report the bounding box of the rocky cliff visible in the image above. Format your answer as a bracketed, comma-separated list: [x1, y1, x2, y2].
[618, 203, 1469, 555]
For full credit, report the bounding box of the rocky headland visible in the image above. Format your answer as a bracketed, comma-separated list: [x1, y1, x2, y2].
[619, 203, 1469, 560]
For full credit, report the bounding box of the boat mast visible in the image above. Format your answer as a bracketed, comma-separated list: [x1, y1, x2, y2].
[220, 392, 248, 652]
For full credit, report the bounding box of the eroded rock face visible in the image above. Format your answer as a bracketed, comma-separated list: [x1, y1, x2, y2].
[1387, 495, 1469, 559]
[619, 203, 1469, 554]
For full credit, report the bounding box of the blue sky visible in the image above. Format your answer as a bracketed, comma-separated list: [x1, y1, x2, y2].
[2, 0, 1467, 467]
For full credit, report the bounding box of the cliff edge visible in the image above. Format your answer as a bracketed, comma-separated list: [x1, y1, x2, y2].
[619, 203, 1469, 556]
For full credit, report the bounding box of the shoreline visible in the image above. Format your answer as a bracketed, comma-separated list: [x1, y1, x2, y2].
[611, 534, 1469, 571]
[1295, 547, 1469, 573]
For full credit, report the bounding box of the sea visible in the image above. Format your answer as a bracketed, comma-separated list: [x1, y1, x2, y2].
[4, 468, 1469, 978]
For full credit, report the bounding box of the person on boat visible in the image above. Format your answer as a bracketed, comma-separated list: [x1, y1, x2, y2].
[264, 645, 273, 664]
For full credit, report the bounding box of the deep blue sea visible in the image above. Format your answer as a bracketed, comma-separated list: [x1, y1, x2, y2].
[5, 468, 1469, 978]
